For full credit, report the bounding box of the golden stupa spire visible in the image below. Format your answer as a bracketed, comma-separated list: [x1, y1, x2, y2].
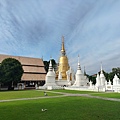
[56, 36, 69, 80]
[61, 36, 66, 56]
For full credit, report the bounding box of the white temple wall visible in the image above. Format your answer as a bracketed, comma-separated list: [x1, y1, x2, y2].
[56, 80, 70, 86]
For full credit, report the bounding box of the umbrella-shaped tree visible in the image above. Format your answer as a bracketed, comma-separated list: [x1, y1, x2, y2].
[0, 58, 24, 90]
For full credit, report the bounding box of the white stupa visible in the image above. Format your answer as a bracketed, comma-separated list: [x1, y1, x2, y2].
[100, 63, 106, 86]
[39, 59, 61, 90]
[73, 56, 89, 87]
[113, 74, 120, 85]
[96, 73, 101, 86]
[58, 71, 62, 80]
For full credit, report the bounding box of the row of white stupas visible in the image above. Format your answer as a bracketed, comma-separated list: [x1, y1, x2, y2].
[91, 64, 120, 92]
[38, 57, 120, 92]
[39, 56, 89, 90]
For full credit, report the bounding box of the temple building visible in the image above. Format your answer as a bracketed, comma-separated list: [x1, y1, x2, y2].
[0, 54, 46, 88]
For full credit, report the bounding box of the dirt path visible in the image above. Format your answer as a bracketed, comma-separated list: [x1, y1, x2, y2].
[0, 91, 120, 103]
[46, 91, 120, 102]
[0, 95, 67, 103]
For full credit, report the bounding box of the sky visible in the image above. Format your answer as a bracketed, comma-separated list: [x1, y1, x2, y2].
[0, 0, 120, 75]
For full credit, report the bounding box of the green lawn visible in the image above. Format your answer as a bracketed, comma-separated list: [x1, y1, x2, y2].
[0, 96, 120, 120]
[0, 90, 60, 100]
[0, 90, 120, 120]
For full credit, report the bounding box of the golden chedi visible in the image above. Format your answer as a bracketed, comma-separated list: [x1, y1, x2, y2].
[56, 36, 69, 80]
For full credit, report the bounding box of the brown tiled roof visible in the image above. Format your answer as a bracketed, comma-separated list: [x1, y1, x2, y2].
[0, 54, 44, 66]
[22, 66, 46, 73]
[21, 73, 46, 81]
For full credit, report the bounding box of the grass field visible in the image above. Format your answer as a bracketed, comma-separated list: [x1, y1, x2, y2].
[0, 90, 61, 100]
[0, 90, 120, 120]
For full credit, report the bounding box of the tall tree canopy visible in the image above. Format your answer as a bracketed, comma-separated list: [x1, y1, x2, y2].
[0, 58, 24, 89]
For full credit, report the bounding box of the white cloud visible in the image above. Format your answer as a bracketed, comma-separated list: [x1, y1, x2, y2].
[0, 0, 120, 75]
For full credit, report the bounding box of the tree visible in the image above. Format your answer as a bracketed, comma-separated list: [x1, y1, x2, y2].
[0, 58, 24, 90]
[43, 61, 49, 73]
[88, 74, 96, 85]
[0, 66, 2, 88]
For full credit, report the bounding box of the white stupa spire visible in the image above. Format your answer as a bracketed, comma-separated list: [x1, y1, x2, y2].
[49, 60, 53, 71]
[100, 62, 105, 78]
[96, 73, 101, 86]
[73, 55, 87, 87]
[113, 74, 120, 85]
[77, 55, 81, 70]
[100, 62, 103, 74]
[100, 62, 106, 86]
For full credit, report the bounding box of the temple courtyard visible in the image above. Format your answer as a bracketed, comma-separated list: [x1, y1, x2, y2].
[0, 90, 120, 120]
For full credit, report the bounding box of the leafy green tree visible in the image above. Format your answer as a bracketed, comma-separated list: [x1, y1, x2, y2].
[0, 66, 2, 88]
[88, 75, 96, 84]
[43, 61, 49, 72]
[0, 58, 24, 90]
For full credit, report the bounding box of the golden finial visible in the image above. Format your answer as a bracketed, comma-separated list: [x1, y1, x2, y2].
[61, 36, 65, 52]
[62, 36, 64, 43]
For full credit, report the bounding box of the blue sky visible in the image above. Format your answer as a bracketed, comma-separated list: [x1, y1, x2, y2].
[0, 0, 120, 75]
